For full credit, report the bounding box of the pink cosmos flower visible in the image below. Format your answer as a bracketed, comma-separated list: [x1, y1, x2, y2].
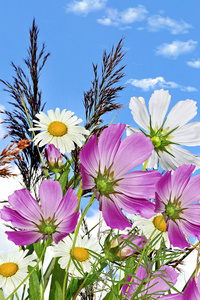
[0, 179, 79, 246]
[122, 264, 178, 299]
[161, 276, 200, 299]
[80, 123, 161, 230]
[155, 164, 200, 248]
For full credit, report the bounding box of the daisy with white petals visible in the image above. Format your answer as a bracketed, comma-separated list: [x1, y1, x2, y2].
[53, 234, 101, 277]
[127, 89, 200, 170]
[30, 108, 89, 154]
[0, 249, 35, 295]
[134, 213, 170, 250]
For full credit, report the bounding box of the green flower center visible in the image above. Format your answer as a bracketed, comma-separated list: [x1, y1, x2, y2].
[151, 136, 161, 148]
[38, 216, 57, 236]
[140, 116, 179, 157]
[94, 166, 120, 197]
[165, 196, 183, 221]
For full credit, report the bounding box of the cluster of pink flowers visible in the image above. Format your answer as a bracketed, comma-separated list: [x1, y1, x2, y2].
[1, 89, 200, 298]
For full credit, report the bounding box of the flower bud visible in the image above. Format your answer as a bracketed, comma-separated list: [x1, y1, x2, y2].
[45, 144, 63, 172]
[104, 233, 145, 262]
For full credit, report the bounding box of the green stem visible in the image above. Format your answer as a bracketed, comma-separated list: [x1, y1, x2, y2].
[5, 239, 49, 300]
[62, 191, 97, 300]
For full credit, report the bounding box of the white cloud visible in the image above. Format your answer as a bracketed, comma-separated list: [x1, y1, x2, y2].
[126, 76, 198, 92]
[97, 5, 148, 27]
[187, 58, 200, 69]
[156, 40, 197, 59]
[147, 15, 192, 34]
[66, 0, 107, 15]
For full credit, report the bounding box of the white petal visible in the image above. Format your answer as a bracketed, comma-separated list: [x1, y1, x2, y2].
[126, 125, 140, 136]
[164, 99, 197, 129]
[129, 96, 150, 131]
[149, 89, 171, 130]
[159, 145, 200, 171]
[146, 150, 159, 169]
[170, 122, 200, 146]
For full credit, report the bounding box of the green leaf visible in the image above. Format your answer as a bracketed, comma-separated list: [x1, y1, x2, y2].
[54, 281, 63, 300]
[0, 289, 5, 300]
[49, 258, 66, 300]
[33, 241, 43, 259]
[28, 266, 40, 300]
[59, 166, 70, 195]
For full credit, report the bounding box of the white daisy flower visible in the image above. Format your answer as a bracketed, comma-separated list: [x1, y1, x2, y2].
[30, 108, 90, 154]
[126, 89, 200, 170]
[134, 213, 170, 250]
[52, 234, 101, 277]
[0, 249, 36, 295]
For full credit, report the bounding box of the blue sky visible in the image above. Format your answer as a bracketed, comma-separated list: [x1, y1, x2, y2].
[0, 0, 200, 141]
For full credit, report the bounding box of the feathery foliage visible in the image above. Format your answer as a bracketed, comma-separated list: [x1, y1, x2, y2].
[0, 19, 50, 194]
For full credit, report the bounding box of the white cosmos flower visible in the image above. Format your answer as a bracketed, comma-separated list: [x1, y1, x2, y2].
[126, 89, 200, 170]
[30, 108, 90, 154]
[52, 234, 101, 277]
[0, 249, 36, 295]
[134, 213, 170, 250]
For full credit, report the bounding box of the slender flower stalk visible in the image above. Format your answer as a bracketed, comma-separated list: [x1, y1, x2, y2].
[62, 191, 97, 299]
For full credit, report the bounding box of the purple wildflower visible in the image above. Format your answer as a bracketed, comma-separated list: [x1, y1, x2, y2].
[161, 276, 200, 299]
[80, 123, 161, 230]
[122, 264, 178, 299]
[155, 164, 200, 248]
[0, 179, 79, 246]
[45, 144, 63, 168]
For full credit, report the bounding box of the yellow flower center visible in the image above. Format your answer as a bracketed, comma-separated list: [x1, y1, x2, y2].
[153, 215, 167, 232]
[72, 247, 89, 262]
[0, 262, 19, 277]
[48, 121, 68, 137]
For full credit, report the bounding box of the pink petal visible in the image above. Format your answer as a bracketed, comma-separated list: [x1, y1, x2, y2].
[39, 179, 63, 220]
[112, 132, 154, 177]
[167, 219, 189, 248]
[113, 193, 155, 218]
[1, 206, 34, 229]
[8, 189, 41, 222]
[98, 123, 125, 172]
[5, 230, 43, 246]
[116, 170, 161, 199]
[99, 195, 131, 230]
[146, 266, 178, 296]
[53, 212, 79, 243]
[79, 135, 100, 177]
[182, 277, 200, 300]
[171, 164, 195, 200]
[55, 188, 78, 221]
[183, 204, 200, 225]
[180, 219, 200, 239]
[155, 171, 172, 212]
[181, 174, 200, 206]
[80, 164, 95, 190]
